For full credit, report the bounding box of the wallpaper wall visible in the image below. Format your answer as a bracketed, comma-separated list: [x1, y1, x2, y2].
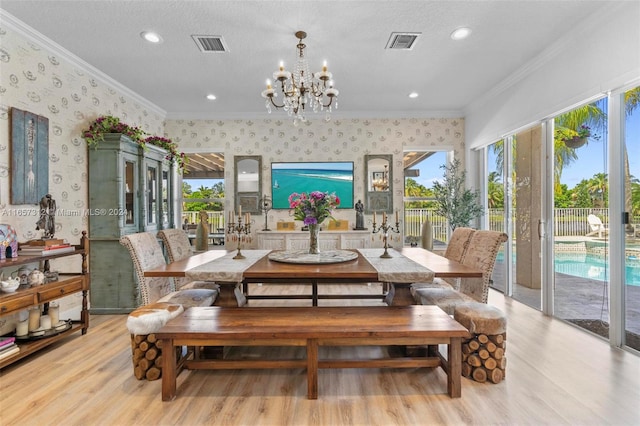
[165, 116, 465, 245]
[0, 20, 164, 327]
[0, 18, 465, 327]
[0, 24, 165, 243]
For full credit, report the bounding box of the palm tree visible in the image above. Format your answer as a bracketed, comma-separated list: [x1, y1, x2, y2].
[487, 171, 504, 208]
[553, 101, 606, 186]
[587, 173, 609, 208]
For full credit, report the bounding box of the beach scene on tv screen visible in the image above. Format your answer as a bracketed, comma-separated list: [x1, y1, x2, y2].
[271, 162, 354, 209]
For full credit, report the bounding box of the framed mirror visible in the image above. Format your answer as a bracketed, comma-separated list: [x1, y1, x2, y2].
[234, 155, 262, 214]
[364, 154, 392, 214]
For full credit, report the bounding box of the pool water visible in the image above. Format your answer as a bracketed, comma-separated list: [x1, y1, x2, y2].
[496, 251, 640, 286]
[554, 253, 640, 286]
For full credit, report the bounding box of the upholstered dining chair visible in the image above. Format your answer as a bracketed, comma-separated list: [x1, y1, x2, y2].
[413, 229, 508, 314]
[120, 232, 218, 308]
[157, 228, 219, 291]
[411, 227, 477, 295]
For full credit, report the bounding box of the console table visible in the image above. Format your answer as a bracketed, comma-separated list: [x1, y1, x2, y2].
[256, 230, 376, 250]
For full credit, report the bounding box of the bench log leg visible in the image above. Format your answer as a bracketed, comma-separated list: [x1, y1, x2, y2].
[162, 337, 177, 401]
[447, 337, 462, 398]
[307, 338, 318, 399]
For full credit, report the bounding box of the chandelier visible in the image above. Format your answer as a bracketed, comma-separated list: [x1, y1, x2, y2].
[261, 31, 339, 124]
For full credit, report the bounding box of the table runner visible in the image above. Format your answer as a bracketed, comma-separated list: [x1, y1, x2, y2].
[185, 250, 271, 282]
[357, 248, 435, 283]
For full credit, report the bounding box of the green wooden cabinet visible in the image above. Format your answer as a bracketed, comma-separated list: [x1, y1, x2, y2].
[88, 134, 174, 313]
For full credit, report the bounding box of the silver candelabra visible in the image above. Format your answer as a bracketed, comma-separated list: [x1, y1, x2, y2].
[372, 212, 400, 258]
[227, 212, 252, 259]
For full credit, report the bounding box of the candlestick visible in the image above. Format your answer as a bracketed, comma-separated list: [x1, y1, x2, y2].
[371, 211, 401, 259]
[28, 307, 41, 331]
[40, 315, 52, 330]
[49, 302, 60, 325]
[259, 195, 272, 231]
[227, 211, 251, 259]
[16, 320, 29, 337]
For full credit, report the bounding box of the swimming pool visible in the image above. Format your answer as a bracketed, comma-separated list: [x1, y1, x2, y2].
[496, 251, 640, 286]
[554, 252, 640, 286]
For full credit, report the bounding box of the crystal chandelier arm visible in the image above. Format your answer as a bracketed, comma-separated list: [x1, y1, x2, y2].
[268, 95, 285, 109]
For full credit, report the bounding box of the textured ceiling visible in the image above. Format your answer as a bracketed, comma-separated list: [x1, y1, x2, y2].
[1, 1, 610, 119]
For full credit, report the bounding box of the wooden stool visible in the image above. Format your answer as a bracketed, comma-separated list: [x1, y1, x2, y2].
[454, 302, 507, 384]
[126, 303, 184, 381]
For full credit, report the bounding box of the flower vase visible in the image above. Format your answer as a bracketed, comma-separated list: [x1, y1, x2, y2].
[308, 223, 320, 254]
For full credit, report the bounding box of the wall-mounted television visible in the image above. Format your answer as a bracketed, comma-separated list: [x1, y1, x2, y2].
[271, 161, 354, 209]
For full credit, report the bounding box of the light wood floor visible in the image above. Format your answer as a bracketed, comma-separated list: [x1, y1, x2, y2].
[1, 284, 639, 426]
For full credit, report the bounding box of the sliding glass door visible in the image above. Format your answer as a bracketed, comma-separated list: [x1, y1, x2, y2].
[551, 99, 609, 338]
[623, 86, 640, 352]
[487, 125, 545, 309]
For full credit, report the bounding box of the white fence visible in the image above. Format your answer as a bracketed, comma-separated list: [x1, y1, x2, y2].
[403, 207, 627, 243]
[183, 208, 632, 244]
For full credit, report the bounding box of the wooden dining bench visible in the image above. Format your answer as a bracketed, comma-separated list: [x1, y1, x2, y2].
[155, 305, 470, 400]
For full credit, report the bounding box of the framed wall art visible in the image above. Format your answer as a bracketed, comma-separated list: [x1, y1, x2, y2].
[10, 108, 49, 204]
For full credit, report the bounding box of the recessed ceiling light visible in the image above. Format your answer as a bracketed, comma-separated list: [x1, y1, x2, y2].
[141, 31, 162, 43]
[206, 94, 217, 100]
[408, 92, 419, 98]
[450, 27, 472, 41]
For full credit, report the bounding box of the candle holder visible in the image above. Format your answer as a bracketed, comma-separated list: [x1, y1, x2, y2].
[226, 213, 252, 259]
[372, 214, 400, 258]
[259, 195, 272, 231]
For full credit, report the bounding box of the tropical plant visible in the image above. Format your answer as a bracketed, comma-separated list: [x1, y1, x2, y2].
[288, 191, 340, 225]
[487, 171, 504, 208]
[432, 159, 484, 230]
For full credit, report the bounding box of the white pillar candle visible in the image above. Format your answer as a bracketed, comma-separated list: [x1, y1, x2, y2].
[16, 319, 29, 336]
[49, 303, 60, 325]
[40, 315, 52, 330]
[28, 307, 41, 331]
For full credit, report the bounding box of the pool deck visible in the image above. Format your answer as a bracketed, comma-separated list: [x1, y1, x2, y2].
[492, 262, 640, 339]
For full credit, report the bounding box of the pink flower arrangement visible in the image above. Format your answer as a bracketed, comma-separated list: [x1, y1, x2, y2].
[288, 191, 340, 225]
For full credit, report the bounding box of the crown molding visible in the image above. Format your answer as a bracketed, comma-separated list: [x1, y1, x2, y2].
[1, 10, 166, 118]
[165, 109, 464, 121]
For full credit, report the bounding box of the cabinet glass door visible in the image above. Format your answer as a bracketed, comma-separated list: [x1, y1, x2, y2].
[146, 165, 158, 226]
[161, 165, 170, 228]
[124, 160, 136, 226]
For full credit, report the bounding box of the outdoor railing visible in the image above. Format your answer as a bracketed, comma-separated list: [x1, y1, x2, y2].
[182, 211, 226, 233]
[182, 208, 637, 244]
[404, 207, 638, 243]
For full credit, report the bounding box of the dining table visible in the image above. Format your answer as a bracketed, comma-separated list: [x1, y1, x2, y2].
[144, 247, 483, 307]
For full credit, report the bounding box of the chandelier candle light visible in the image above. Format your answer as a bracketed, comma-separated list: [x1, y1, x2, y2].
[227, 208, 252, 259]
[372, 210, 401, 258]
[261, 31, 339, 124]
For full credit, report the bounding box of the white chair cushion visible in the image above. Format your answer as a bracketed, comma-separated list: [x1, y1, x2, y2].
[414, 287, 477, 315]
[126, 302, 184, 335]
[157, 288, 217, 308]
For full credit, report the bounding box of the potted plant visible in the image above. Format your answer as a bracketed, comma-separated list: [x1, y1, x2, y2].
[557, 124, 594, 149]
[143, 136, 189, 172]
[82, 115, 146, 147]
[432, 159, 484, 231]
[82, 116, 188, 172]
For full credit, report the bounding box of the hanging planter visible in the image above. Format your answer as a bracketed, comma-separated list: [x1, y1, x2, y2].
[564, 136, 588, 149]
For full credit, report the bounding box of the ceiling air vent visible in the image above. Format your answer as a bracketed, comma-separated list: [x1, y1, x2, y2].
[191, 35, 228, 52]
[385, 32, 421, 50]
